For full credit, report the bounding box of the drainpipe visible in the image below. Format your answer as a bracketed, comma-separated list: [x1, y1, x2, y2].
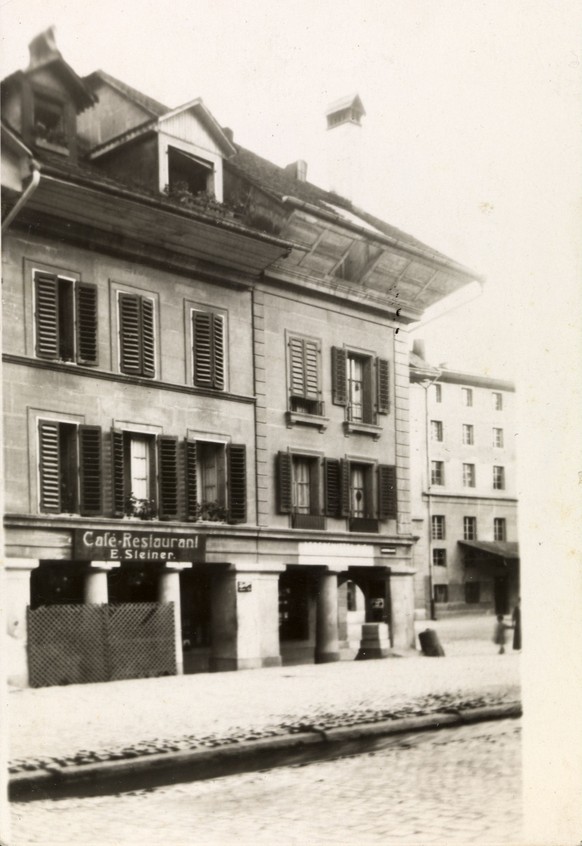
[420, 370, 441, 620]
[1, 162, 41, 233]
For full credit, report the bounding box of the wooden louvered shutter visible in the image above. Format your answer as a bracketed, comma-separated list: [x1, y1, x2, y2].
[119, 294, 142, 375]
[79, 425, 102, 515]
[289, 337, 306, 398]
[38, 420, 61, 512]
[378, 464, 397, 520]
[228, 443, 247, 524]
[111, 428, 125, 516]
[35, 273, 59, 360]
[331, 346, 348, 406]
[376, 358, 390, 415]
[158, 436, 178, 519]
[324, 458, 341, 517]
[340, 459, 351, 517]
[185, 440, 198, 519]
[193, 311, 213, 388]
[212, 314, 225, 390]
[277, 451, 293, 514]
[304, 340, 320, 401]
[76, 283, 98, 366]
[141, 298, 156, 378]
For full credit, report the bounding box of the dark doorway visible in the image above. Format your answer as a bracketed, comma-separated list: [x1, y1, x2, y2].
[108, 563, 160, 603]
[30, 562, 85, 609]
[180, 568, 212, 674]
[494, 575, 509, 615]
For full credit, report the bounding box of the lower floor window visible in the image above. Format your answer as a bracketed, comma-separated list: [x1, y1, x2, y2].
[434, 584, 449, 603]
[432, 548, 447, 567]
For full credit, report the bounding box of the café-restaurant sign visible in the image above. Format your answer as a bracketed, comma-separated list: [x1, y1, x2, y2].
[73, 529, 206, 562]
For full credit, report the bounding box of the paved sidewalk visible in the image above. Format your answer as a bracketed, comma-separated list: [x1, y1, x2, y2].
[9, 615, 520, 773]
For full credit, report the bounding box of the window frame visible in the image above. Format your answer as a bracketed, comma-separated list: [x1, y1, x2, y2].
[434, 383, 442, 403]
[462, 387, 473, 407]
[463, 516, 477, 541]
[37, 416, 102, 516]
[493, 465, 505, 490]
[431, 515, 446, 540]
[117, 289, 157, 378]
[462, 463, 476, 488]
[286, 331, 324, 420]
[432, 548, 447, 567]
[431, 420, 443, 442]
[191, 307, 226, 391]
[493, 427, 504, 448]
[462, 423, 474, 445]
[331, 345, 390, 437]
[493, 392, 503, 411]
[33, 269, 98, 367]
[494, 517, 506, 541]
[430, 460, 444, 486]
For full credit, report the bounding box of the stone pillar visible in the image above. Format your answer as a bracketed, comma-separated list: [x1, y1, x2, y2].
[210, 568, 283, 672]
[158, 563, 191, 675]
[4, 558, 39, 688]
[315, 571, 340, 663]
[84, 561, 119, 604]
[389, 563, 417, 651]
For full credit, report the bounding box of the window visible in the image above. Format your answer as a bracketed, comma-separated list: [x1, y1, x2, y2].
[38, 420, 102, 515]
[434, 383, 442, 403]
[434, 584, 449, 603]
[432, 515, 446, 539]
[431, 461, 444, 486]
[186, 440, 246, 524]
[462, 387, 473, 407]
[34, 272, 98, 366]
[168, 146, 215, 197]
[493, 466, 505, 490]
[463, 516, 477, 540]
[432, 549, 447, 567]
[493, 428, 504, 448]
[493, 392, 503, 411]
[331, 346, 390, 426]
[192, 310, 225, 390]
[118, 293, 155, 377]
[465, 582, 481, 604]
[494, 517, 506, 541]
[463, 463, 476, 488]
[431, 420, 443, 442]
[288, 335, 322, 414]
[462, 424, 474, 445]
[33, 93, 68, 148]
[276, 452, 323, 528]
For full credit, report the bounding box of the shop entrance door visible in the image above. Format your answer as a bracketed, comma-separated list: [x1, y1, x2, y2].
[494, 575, 509, 615]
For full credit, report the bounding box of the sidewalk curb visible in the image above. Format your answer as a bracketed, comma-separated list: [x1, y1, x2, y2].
[9, 701, 522, 802]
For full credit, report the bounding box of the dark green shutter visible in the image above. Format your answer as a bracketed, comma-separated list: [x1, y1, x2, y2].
[35, 273, 59, 360]
[79, 425, 102, 516]
[76, 283, 98, 366]
[185, 440, 198, 519]
[324, 458, 341, 517]
[158, 436, 178, 519]
[141, 298, 156, 378]
[332, 346, 348, 406]
[377, 358, 390, 414]
[277, 451, 293, 514]
[378, 464, 397, 520]
[111, 428, 125, 516]
[119, 294, 142, 375]
[193, 311, 224, 390]
[340, 459, 351, 517]
[38, 420, 61, 512]
[228, 443, 247, 523]
[213, 314, 225, 390]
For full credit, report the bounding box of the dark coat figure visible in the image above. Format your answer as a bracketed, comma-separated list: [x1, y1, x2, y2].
[493, 615, 510, 654]
[512, 600, 522, 650]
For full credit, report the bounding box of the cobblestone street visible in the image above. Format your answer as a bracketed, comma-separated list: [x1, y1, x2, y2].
[11, 718, 522, 846]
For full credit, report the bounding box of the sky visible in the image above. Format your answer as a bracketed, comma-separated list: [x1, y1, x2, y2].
[1, 0, 580, 380]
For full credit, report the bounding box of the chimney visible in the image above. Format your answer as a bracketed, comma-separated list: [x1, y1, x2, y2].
[222, 127, 234, 144]
[28, 27, 61, 69]
[284, 160, 308, 182]
[325, 93, 365, 202]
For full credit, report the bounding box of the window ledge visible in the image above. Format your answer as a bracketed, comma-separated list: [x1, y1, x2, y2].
[286, 411, 329, 432]
[343, 420, 382, 440]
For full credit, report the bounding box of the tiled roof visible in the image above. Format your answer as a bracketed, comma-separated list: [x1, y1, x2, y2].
[84, 70, 169, 118]
[227, 144, 451, 259]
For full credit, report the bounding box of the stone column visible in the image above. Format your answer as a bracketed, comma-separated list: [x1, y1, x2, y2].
[84, 561, 119, 604]
[315, 571, 340, 663]
[4, 558, 39, 688]
[158, 563, 191, 675]
[389, 563, 417, 650]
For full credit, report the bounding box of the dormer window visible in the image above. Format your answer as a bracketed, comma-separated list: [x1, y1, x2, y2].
[168, 146, 215, 197]
[33, 92, 69, 150]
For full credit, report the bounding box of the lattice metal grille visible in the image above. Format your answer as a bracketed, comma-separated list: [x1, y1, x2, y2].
[27, 603, 176, 688]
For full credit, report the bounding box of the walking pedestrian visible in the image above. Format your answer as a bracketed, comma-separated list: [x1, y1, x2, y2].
[512, 598, 522, 651]
[493, 614, 511, 655]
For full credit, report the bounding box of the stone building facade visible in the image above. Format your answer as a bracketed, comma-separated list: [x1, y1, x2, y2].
[2, 30, 481, 686]
[409, 344, 519, 618]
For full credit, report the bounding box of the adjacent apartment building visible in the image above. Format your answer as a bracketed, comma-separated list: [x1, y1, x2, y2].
[2, 29, 482, 687]
[409, 341, 519, 618]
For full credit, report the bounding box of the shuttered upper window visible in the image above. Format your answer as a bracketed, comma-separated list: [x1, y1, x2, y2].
[34, 272, 98, 366]
[38, 420, 102, 515]
[118, 293, 156, 377]
[331, 347, 390, 424]
[185, 440, 246, 523]
[288, 335, 322, 415]
[192, 310, 225, 390]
